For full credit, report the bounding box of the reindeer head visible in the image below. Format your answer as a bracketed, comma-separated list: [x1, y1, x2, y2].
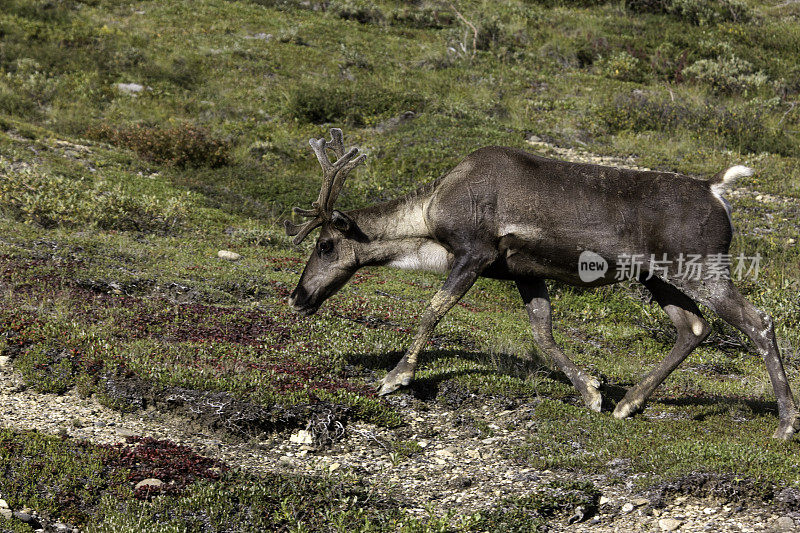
[284, 129, 366, 315]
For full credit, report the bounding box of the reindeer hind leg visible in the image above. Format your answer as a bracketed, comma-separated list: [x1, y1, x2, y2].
[613, 275, 710, 419]
[684, 278, 800, 440]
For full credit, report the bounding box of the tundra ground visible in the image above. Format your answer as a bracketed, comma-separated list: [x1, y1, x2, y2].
[1, 0, 800, 530]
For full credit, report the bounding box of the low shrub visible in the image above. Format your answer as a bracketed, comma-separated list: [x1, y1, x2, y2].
[0, 84, 41, 118]
[87, 123, 231, 168]
[14, 344, 80, 394]
[597, 51, 646, 82]
[327, 0, 386, 24]
[0, 157, 189, 231]
[529, 0, 609, 6]
[389, 5, 455, 29]
[0, 429, 129, 526]
[600, 92, 796, 155]
[467, 480, 600, 531]
[286, 80, 425, 126]
[684, 55, 769, 95]
[0, 58, 60, 118]
[600, 91, 702, 132]
[105, 437, 228, 500]
[625, 0, 751, 26]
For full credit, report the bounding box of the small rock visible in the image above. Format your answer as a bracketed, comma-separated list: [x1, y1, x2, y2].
[0, 500, 7, 509]
[115, 83, 147, 94]
[435, 447, 457, 460]
[289, 430, 313, 445]
[452, 476, 473, 489]
[135, 478, 164, 491]
[788, 238, 796, 245]
[417, 439, 430, 448]
[329, 462, 340, 473]
[54, 522, 70, 532]
[568, 506, 586, 524]
[622, 502, 635, 514]
[13, 511, 31, 523]
[245, 32, 273, 40]
[217, 250, 241, 261]
[374, 111, 416, 133]
[776, 516, 796, 531]
[0, 509, 11, 520]
[0, 355, 10, 368]
[599, 496, 611, 506]
[659, 518, 683, 531]
[634, 498, 650, 507]
[117, 428, 137, 438]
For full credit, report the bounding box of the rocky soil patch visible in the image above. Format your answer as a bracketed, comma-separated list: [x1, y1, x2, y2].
[1, 363, 798, 532]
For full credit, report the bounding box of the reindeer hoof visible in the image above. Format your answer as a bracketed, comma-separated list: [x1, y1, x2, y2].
[580, 373, 602, 390]
[377, 381, 401, 396]
[772, 416, 800, 440]
[612, 398, 642, 419]
[583, 386, 603, 412]
[377, 371, 413, 396]
[577, 374, 602, 412]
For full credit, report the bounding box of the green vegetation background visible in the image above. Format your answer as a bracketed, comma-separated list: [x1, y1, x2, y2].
[1, 0, 799, 530]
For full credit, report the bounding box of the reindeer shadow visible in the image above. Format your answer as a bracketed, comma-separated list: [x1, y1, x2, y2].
[655, 396, 778, 418]
[346, 348, 578, 402]
[346, 349, 777, 417]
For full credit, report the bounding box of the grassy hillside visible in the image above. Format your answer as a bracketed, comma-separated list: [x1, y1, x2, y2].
[1, 0, 800, 530]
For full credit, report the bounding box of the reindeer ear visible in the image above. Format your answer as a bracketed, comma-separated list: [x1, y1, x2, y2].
[331, 210, 354, 233]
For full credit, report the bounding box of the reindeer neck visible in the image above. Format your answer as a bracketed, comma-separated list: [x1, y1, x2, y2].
[348, 184, 445, 269]
[349, 186, 435, 241]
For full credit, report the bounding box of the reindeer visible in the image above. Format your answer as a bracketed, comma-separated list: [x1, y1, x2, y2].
[284, 128, 799, 440]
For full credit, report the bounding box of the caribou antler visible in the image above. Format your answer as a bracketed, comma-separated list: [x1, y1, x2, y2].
[284, 128, 366, 245]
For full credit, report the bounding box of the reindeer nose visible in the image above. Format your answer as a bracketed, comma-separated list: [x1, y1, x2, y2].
[288, 286, 307, 312]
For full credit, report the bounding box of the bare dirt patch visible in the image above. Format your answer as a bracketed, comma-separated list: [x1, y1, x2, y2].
[2, 364, 798, 531]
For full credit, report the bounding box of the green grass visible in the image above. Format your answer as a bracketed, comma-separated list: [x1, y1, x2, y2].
[1, 0, 800, 528]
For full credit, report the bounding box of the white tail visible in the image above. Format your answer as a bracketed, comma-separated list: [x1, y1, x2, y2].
[710, 165, 753, 196]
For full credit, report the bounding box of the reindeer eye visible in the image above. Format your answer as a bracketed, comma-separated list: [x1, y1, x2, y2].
[318, 240, 333, 255]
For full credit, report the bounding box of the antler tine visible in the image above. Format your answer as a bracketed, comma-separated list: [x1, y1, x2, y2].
[327, 128, 345, 158]
[309, 133, 362, 218]
[324, 152, 367, 214]
[284, 217, 322, 245]
[291, 207, 319, 217]
[284, 129, 366, 245]
[309, 136, 333, 174]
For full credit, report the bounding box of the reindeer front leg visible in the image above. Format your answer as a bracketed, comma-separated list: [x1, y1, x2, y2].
[378, 258, 482, 396]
